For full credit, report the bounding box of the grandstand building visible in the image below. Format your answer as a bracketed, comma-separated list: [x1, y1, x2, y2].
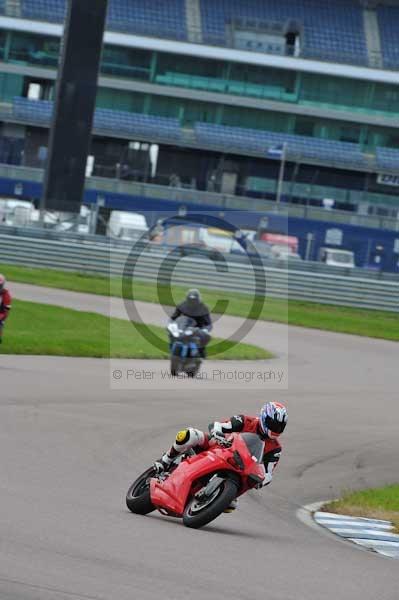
[0, 0, 398, 230]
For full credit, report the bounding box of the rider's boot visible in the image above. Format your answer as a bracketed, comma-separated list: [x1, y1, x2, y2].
[223, 498, 238, 513]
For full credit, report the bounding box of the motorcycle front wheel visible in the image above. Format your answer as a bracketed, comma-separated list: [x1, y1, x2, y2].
[170, 356, 179, 377]
[186, 362, 200, 378]
[126, 467, 156, 515]
[182, 478, 238, 529]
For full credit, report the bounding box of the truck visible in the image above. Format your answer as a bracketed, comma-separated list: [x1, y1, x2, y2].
[0, 199, 34, 227]
[107, 211, 148, 241]
[319, 247, 355, 268]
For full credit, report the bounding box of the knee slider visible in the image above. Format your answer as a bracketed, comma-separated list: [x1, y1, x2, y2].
[175, 429, 190, 447]
[173, 428, 204, 452]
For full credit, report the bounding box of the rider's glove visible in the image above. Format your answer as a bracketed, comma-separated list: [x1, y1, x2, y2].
[153, 454, 173, 474]
[214, 431, 226, 443]
[212, 421, 224, 435]
[209, 421, 228, 444]
[153, 461, 166, 474]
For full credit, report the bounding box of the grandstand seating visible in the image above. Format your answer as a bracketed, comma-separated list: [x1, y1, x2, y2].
[11, 0, 399, 69]
[194, 122, 367, 168]
[18, 0, 367, 65]
[22, 0, 66, 22]
[107, 0, 186, 40]
[93, 108, 182, 142]
[377, 6, 399, 69]
[12, 98, 399, 173]
[376, 147, 399, 171]
[200, 0, 368, 65]
[12, 97, 182, 142]
[20, 0, 187, 40]
[13, 97, 53, 124]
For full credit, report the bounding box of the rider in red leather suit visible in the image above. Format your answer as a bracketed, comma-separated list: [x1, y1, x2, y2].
[156, 402, 288, 511]
[0, 274, 12, 343]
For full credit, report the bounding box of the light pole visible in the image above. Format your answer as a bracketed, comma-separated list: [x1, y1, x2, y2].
[276, 142, 287, 208]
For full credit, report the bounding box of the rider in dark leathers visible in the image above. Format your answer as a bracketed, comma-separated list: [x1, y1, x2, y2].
[170, 289, 212, 356]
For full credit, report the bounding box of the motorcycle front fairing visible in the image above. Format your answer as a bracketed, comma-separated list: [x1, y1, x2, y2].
[150, 434, 265, 516]
[150, 451, 226, 516]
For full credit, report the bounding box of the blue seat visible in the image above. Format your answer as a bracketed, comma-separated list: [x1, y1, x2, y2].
[194, 122, 367, 169]
[21, 0, 399, 68]
[377, 6, 399, 69]
[22, 0, 66, 22]
[13, 97, 53, 123]
[12, 97, 182, 142]
[200, 0, 368, 65]
[376, 147, 399, 171]
[21, 0, 187, 40]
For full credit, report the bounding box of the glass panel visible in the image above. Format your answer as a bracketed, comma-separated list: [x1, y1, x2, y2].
[148, 96, 181, 118]
[373, 85, 399, 114]
[101, 45, 151, 81]
[96, 89, 145, 112]
[0, 30, 6, 60]
[157, 52, 223, 79]
[8, 31, 60, 67]
[182, 99, 217, 124]
[0, 73, 23, 102]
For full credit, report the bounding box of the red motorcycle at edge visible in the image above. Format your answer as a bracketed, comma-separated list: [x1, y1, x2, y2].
[125, 432, 265, 529]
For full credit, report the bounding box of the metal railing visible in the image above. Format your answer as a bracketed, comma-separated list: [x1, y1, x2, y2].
[1, 233, 398, 313]
[1, 224, 399, 282]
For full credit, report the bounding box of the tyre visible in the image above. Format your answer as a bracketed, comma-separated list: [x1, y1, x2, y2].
[126, 467, 156, 515]
[170, 357, 179, 377]
[186, 363, 200, 378]
[183, 477, 238, 529]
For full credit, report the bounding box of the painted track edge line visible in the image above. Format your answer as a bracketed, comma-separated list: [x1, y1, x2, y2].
[296, 501, 386, 558]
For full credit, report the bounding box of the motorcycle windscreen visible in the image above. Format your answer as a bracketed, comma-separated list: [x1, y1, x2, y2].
[240, 433, 265, 463]
[175, 315, 196, 330]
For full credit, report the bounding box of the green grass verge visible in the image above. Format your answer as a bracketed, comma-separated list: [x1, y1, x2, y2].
[0, 299, 271, 360]
[323, 484, 399, 533]
[2, 262, 399, 341]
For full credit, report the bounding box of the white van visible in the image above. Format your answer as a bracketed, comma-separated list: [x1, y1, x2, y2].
[107, 211, 148, 241]
[0, 199, 34, 227]
[319, 247, 355, 268]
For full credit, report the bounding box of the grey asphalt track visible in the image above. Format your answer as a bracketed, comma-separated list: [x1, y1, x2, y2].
[1, 283, 398, 600]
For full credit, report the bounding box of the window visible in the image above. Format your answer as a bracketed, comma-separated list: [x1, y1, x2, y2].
[294, 117, 314, 136]
[340, 126, 360, 143]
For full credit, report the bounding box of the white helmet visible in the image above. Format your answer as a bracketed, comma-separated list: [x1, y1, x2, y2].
[260, 402, 288, 439]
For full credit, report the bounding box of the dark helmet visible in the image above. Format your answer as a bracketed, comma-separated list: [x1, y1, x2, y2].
[186, 288, 201, 305]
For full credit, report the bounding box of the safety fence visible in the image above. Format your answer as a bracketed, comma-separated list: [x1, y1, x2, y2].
[1, 234, 398, 312]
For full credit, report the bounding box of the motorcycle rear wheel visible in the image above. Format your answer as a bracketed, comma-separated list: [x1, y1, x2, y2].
[183, 478, 238, 529]
[126, 467, 156, 515]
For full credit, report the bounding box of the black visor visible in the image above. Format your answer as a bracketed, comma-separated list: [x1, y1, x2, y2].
[265, 415, 287, 435]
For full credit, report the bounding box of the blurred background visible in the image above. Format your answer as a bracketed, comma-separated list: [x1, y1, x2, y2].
[0, 0, 398, 278]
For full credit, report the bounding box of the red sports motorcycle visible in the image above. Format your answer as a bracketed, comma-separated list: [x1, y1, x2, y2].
[126, 432, 265, 529]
